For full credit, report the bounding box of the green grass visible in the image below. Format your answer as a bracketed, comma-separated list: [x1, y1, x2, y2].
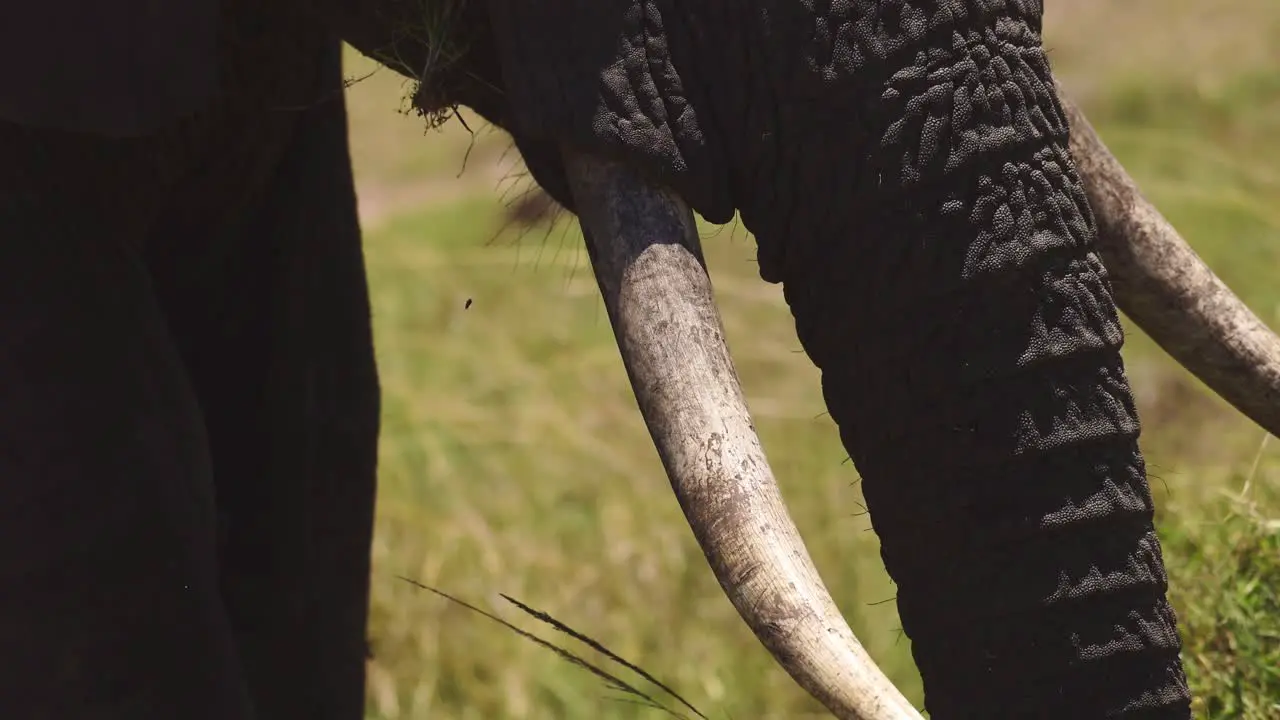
[345, 6, 1280, 718]
[363, 201, 917, 718]
[1163, 467, 1280, 720]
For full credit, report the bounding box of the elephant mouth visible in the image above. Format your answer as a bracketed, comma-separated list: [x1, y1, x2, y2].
[561, 86, 1280, 720]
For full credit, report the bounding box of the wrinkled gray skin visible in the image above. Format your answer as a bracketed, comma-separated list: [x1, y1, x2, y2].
[3, 0, 1253, 717]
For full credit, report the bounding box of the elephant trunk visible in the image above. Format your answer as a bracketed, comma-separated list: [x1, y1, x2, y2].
[562, 148, 922, 720]
[764, 45, 1191, 718]
[1056, 84, 1280, 437]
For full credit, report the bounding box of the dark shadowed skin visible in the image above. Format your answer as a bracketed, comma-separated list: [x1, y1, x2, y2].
[0, 2, 377, 718]
[3, 0, 1278, 718]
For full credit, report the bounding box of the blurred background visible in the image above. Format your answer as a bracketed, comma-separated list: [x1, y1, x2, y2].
[343, 2, 1280, 718]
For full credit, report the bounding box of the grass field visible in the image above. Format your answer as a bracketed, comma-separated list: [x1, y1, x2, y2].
[344, 4, 1280, 718]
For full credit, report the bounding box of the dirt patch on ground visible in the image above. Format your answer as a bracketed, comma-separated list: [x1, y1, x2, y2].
[353, 153, 564, 234]
[355, 157, 515, 230]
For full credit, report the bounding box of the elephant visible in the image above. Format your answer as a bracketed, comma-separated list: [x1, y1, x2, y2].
[2, 0, 1278, 718]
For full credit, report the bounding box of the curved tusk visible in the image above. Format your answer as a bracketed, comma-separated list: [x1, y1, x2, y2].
[1057, 80, 1280, 438]
[561, 147, 922, 720]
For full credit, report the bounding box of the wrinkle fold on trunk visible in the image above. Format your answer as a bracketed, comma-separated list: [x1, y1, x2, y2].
[561, 147, 921, 720]
[1056, 82, 1280, 439]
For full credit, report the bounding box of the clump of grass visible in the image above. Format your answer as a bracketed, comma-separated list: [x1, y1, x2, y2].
[1161, 460, 1280, 720]
[367, 0, 473, 131]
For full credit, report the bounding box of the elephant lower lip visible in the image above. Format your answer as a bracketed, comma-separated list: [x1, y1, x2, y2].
[560, 145, 921, 720]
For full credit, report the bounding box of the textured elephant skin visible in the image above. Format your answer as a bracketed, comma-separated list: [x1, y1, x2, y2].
[0, 0, 1189, 718]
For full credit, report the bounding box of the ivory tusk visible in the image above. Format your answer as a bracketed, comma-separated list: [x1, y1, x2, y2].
[561, 146, 922, 720]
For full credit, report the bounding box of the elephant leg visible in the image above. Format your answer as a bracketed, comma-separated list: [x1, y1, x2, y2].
[144, 39, 381, 720]
[0, 132, 253, 717]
